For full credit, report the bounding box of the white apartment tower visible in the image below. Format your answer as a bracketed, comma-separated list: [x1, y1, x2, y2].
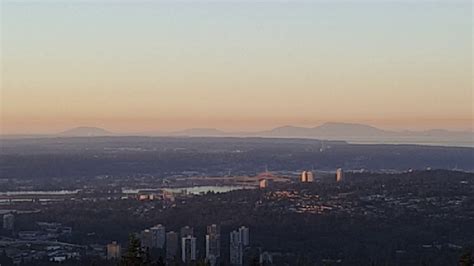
[181, 235, 196, 263]
[336, 168, 344, 182]
[300, 171, 314, 182]
[238, 226, 249, 247]
[229, 230, 243, 266]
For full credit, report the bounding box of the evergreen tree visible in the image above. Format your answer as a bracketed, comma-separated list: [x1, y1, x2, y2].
[121, 234, 146, 266]
[459, 250, 473, 266]
[195, 259, 208, 266]
[156, 256, 165, 266]
[250, 256, 260, 266]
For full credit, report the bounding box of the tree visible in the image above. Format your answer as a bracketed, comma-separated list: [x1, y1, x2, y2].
[250, 256, 260, 266]
[121, 234, 148, 266]
[156, 256, 165, 266]
[195, 259, 208, 266]
[459, 250, 473, 266]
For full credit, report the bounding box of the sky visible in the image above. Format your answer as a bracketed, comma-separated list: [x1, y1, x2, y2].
[1, 0, 472, 134]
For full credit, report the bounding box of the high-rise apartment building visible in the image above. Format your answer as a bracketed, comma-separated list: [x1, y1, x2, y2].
[140, 229, 153, 249]
[238, 226, 249, 247]
[166, 231, 178, 260]
[106, 241, 121, 260]
[336, 168, 344, 182]
[229, 230, 243, 266]
[300, 171, 314, 182]
[206, 224, 221, 265]
[180, 225, 194, 238]
[259, 179, 269, 189]
[150, 224, 166, 249]
[2, 213, 14, 231]
[181, 235, 196, 263]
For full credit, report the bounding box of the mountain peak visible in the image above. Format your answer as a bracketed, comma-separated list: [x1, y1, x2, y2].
[314, 122, 388, 136]
[59, 127, 113, 137]
[318, 122, 378, 129]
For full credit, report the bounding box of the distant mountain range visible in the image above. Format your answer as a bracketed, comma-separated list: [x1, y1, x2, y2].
[255, 122, 393, 138]
[166, 123, 474, 147]
[2, 123, 472, 147]
[167, 122, 473, 139]
[59, 127, 113, 137]
[55, 123, 474, 139]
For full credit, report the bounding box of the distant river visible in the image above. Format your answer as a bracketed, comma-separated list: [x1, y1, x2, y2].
[1, 186, 254, 197]
[0, 190, 80, 196]
[123, 185, 254, 195]
[163, 185, 254, 195]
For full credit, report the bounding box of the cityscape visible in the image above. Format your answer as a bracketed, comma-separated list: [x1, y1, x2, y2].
[1, 0, 473, 265]
[0, 155, 473, 265]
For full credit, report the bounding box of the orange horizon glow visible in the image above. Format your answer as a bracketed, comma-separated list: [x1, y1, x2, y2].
[1, 1, 472, 135]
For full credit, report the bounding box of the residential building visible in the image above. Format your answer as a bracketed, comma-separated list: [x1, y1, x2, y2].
[140, 229, 153, 249]
[180, 226, 194, 238]
[181, 235, 196, 263]
[3, 213, 14, 231]
[229, 230, 243, 266]
[166, 231, 178, 260]
[300, 171, 314, 182]
[150, 224, 166, 248]
[336, 168, 344, 182]
[106, 241, 121, 260]
[239, 226, 249, 247]
[259, 252, 273, 264]
[206, 224, 220, 265]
